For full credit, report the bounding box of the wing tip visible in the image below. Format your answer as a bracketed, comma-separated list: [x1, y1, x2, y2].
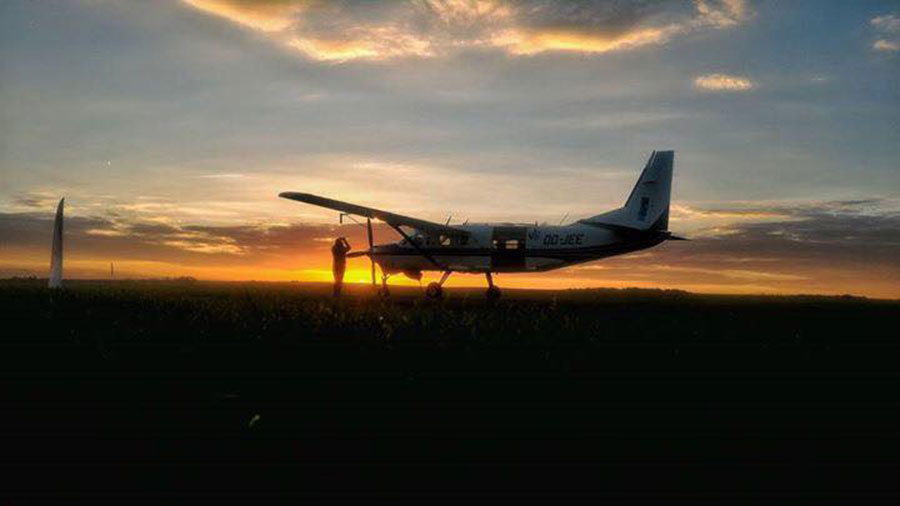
[279, 191, 310, 200]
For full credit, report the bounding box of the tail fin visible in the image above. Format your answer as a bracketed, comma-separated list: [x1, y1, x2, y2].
[583, 150, 674, 231]
[623, 150, 674, 230]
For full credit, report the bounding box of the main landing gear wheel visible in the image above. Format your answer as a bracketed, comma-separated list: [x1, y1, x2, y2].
[425, 282, 443, 299]
[425, 271, 452, 300]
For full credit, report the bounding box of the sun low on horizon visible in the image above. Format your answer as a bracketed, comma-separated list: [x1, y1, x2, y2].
[1, 0, 898, 298]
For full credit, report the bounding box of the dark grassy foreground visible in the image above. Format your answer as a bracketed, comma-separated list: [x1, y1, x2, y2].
[3, 279, 900, 501]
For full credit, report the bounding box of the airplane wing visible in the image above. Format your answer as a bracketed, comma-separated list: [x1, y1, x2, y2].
[279, 192, 470, 238]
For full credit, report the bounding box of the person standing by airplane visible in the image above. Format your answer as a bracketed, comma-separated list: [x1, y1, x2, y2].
[331, 237, 351, 297]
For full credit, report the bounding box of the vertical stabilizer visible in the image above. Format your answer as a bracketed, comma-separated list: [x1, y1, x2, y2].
[49, 198, 64, 289]
[623, 150, 674, 230]
[581, 150, 674, 231]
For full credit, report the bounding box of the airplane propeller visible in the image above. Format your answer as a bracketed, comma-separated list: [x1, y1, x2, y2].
[341, 216, 377, 288]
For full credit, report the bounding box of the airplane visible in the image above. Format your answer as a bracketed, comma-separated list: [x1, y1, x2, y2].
[280, 150, 684, 300]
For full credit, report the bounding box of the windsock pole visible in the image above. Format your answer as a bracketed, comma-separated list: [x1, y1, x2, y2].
[48, 198, 64, 289]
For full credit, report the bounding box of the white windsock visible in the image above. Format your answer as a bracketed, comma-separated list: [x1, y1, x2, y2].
[49, 198, 64, 289]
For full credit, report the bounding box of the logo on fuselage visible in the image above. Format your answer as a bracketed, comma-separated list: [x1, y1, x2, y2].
[638, 197, 650, 221]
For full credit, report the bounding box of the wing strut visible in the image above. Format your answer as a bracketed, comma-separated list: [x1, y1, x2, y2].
[389, 224, 445, 270]
[367, 218, 376, 287]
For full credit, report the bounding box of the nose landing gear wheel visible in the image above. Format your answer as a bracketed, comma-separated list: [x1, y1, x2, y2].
[425, 282, 443, 299]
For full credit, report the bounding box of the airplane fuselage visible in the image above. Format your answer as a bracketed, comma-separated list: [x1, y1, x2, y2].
[280, 150, 679, 296]
[372, 222, 669, 276]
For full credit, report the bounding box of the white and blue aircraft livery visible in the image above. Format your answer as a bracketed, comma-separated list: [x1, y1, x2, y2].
[280, 150, 684, 299]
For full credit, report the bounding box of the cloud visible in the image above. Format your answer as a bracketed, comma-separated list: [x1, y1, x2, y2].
[871, 13, 899, 52]
[10, 192, 62, 210]
[694, 0, 747, 28]
[197, 173, 246, 179]
[179, 0, 752, 62]
[181, 0, 309, 32]
[2, 198, 898, 297]
[286, 26, 434, 61]
[693, 73, 755, 91]
[0, 210, 392, 270]
[574, 199, 900, 296]
[873, 39, 900, 52]
[871, 14, 900, 33]
[496, 25, 674, 56]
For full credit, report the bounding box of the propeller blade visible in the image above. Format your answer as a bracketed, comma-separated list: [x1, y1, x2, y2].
[347, 250, 371, 258]
[367, 218, 375, 287]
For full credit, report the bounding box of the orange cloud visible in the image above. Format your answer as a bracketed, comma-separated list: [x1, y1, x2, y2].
[873, 39, 900, 52]
[182, 0, 310, 32]
[287, 27, 434, 62]
[497, 26, 674, 55]
[179, 0, 751, 62]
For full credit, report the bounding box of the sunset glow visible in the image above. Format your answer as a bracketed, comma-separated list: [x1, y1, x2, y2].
[1, 1, 898, 298]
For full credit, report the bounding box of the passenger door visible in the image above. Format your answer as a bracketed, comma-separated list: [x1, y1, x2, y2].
[490, 226, 527, 271]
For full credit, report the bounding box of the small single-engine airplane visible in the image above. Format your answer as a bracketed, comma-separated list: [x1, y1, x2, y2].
[280, 150, 684, 299]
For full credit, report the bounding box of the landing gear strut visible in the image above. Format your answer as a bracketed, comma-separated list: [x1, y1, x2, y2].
[379, 274, 391, 297]
[425, 271, 452, 300]
[485, 272, 501, 301]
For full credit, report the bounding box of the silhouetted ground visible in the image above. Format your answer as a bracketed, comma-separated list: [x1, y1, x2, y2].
[2, 279, 900, 501]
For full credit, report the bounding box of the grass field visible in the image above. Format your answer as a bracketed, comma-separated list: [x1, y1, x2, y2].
[3, 279, 900, 499]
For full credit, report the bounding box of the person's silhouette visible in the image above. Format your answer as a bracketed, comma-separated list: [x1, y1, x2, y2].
[331, 237, 351, 297]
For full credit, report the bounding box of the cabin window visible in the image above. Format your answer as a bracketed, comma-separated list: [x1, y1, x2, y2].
[459, 235, 469, 246]
[439, 235, 451, 246]
[493, 239, 523, 250]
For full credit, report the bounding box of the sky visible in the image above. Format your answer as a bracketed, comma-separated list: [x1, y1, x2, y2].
[1, 0, 898, 297]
